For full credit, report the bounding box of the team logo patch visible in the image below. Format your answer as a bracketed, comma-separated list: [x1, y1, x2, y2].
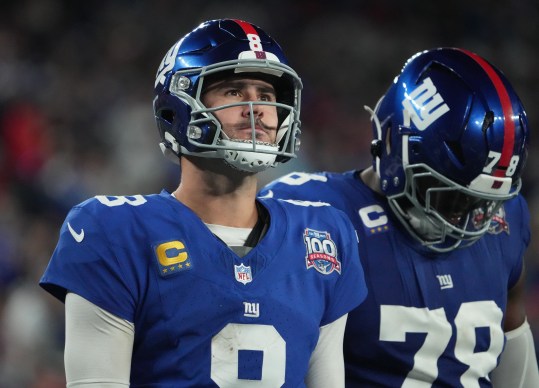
[304, 228, 341, 275]
[154, 240, 192, 277]
[488, 206, 510, 235]
[472, 205, 510, 235]
[235, 263, 253, 284]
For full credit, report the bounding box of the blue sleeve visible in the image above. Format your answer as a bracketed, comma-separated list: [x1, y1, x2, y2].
[321, 208, 367, 325]
[39, 203, 138, 322]
[506, 195, 530, 289]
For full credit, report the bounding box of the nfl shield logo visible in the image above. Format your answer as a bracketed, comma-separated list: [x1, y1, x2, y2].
[234, 263, 252, 285]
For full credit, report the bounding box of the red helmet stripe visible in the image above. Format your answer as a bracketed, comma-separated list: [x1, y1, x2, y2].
[233, 20, 260, 44]
[459, 49, 515, 177]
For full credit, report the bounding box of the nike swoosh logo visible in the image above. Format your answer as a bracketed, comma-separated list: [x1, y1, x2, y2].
[259, 190, 273, 199]
[67, 222, 85, 243]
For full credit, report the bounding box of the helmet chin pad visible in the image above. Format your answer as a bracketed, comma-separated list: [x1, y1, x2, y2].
[217, 139, 278, 172]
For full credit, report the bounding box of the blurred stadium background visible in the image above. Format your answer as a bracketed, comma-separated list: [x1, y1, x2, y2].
[1, 0, 538, 386]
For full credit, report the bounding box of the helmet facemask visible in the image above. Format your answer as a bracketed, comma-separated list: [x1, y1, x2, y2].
[388, 163, 512, 252]
[163, 58, 301, 173]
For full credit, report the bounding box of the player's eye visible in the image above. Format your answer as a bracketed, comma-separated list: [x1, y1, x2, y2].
[259, 93, 275, 102]
[224, 89, 241, 97]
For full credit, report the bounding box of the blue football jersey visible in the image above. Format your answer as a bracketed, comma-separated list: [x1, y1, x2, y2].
[40, 190, 367, 387]
[261, 171, 529, 388]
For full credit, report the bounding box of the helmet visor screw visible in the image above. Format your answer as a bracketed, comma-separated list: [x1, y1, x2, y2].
[187, 125, 202, 139]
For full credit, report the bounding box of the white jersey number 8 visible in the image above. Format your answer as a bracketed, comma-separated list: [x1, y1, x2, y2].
[211, 323, 286, 387]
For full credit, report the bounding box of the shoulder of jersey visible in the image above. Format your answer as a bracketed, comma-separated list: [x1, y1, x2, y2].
[261, 196, 350, 227]
[263, 171, 344, 197]
[75, 193, 165, 218]
[489, 193, 528, 237]
[262, 195, 332, 209]
[505, 193, 528, 214]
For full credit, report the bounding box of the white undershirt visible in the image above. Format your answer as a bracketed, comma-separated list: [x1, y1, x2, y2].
[490, 319, 539, 387]
[206, 223, 252, 246]
[64, 222, 348, 387]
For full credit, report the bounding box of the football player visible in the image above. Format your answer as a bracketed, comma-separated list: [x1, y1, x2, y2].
[40, 19, 367, 387]
[261, 48, 539, 387]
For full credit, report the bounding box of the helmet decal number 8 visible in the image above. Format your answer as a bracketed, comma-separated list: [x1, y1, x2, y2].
[484, 151, 520, 176]
[247, 33, 263, 51]
[506, 155, 520, 176]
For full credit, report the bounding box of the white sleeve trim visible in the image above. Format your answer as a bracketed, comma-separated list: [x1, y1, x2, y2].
[65, 293, 134, 387]
[305, 314, 348, 388]
[490, 318, 539, 388]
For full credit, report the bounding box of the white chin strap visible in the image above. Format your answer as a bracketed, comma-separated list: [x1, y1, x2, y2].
[217, 139, 278, 172]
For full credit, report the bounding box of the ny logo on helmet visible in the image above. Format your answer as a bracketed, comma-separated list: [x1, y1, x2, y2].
[155, 41, 182, 88]
[402, 77, 450, 130]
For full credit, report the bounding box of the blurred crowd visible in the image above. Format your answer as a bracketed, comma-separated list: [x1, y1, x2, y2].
[1, 0, 538, 386]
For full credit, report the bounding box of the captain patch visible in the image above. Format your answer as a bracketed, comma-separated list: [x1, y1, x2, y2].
[154, 240, 193, 277]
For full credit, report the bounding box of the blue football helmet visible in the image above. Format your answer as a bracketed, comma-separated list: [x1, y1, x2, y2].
[367, 47, 529, 252]
[153, 19, 302, 172]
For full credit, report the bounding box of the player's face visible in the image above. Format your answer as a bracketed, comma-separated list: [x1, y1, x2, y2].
[416, 176, 492, 225]
[202, 78, 279, 144]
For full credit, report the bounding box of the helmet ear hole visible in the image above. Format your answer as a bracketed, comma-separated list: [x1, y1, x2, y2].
[370, 140, 383, 158]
